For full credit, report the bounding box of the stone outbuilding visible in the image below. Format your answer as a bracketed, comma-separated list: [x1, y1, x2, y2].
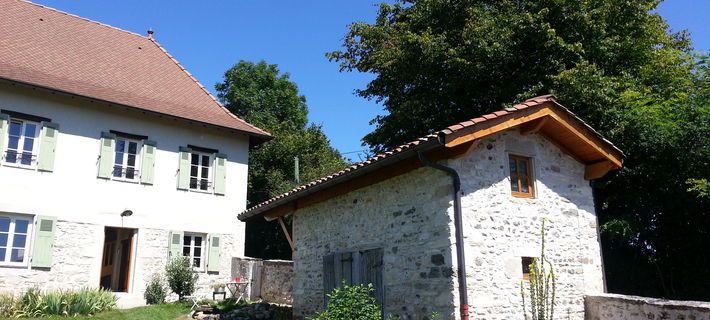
[239, 95, 623, 320]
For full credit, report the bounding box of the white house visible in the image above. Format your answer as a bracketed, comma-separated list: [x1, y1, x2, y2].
[239, 95, 623, 320]
[0, 0, 270, 305]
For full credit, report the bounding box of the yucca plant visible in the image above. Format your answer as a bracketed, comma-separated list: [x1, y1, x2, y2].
[521, 218, 556, 320]
[0, 293, 17, 317]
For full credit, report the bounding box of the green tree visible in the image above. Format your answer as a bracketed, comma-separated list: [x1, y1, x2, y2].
[329, 0, 710, 300]
[165, 257, 198, 300]
[217, 60, 348, 259]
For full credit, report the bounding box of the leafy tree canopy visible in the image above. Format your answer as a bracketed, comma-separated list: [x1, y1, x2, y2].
[329, 0, 709, 300]
[216, 60, 348, 259]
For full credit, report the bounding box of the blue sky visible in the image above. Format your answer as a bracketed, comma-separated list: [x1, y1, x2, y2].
[32, 0, 709, 162]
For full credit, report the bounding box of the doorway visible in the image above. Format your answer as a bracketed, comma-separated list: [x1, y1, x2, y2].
[100, 227, 136, 292]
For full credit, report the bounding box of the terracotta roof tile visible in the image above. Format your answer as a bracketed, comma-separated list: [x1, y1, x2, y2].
[0, 0, 270, 138]
[240, 94, 620, 220]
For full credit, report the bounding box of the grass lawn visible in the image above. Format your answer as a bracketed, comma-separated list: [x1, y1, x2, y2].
[0, 303, 191, 320]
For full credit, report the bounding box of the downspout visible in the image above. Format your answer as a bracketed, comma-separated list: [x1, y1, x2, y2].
[417, 150, 470, 320]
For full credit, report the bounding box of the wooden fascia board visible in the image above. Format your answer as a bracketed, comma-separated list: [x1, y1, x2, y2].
[444, 103, 623, 167]
[260, 144, 477, 221]
[585, 160, 617, 180]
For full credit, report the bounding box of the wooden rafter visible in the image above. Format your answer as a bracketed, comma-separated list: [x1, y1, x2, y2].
[277, 216, 295, 251]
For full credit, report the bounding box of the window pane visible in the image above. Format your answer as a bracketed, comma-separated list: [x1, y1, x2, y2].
[11, 248, 24, 262]
[9, 121, 21, 136]
[189, 178, 197, 189]
[201, 155, 210, 166]
[125, 168, 135, 179]
[190, 165, 198, 177]
[21, 152, 32, 166]
[113, 165, 123, 178]
[114, 152, 124, 165]
[0, 248, 5, 261]
[183, 236, 191, 245]
[128, 142, 137, 154]
[0, 218, 9, 232]
[201, 167, 209, 179]
[194, 236, 202, 247]
[24, 123, 37, 137]
[13, 234, 26, 248]
[23, 138, 34, 152]
[194, 247, 201, 258]
[115, 140, 125, 153]
[191, 154, 199, 165]
[182, 246, 190, 256]
[518, 160, 528, 175]
[511, 177, 520, 192]
[193, 257, 200, 267]
[7, 136, 19, 149]
[200, 179, 208, 190]
[127, 154, 136, 167]
[521, 178, 529, 193]
[0, 233, 7, 246]
[14, 220, 28, 234]
[509, 159, 517, 175]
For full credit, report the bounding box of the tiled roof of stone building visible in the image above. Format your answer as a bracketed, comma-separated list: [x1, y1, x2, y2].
[238, 94, 624, 221]
[0, 0, 270, 141]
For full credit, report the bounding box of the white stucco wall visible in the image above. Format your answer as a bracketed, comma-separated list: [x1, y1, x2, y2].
[291, 129, 605, 320]
[0, 82, 249, 297]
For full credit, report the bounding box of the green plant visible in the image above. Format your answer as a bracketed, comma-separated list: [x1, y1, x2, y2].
[165, 257, 199, 300]
[521, 218, 556, 320]
[144, 273, 168, 305]
[311, 282, 394, 320]
[0, 287, 116, 318]
[211, 283, 226, 290]
[210, 297, 251, 313]
[0, 293, 17, 317]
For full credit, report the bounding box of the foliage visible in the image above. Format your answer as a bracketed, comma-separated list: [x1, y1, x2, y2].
[0, 287, 116, 318]
[211, 283, 226, 290]
[310, 283, 389, 320]
[165, 257, 199, 300]
[209, 298, 251, 313]
[144, 273, 168, 305]
[0, 302, 190, 320]
[521, 219, 556, 320]
[216, 60, 348, 259]
[330, 0, 710, 300]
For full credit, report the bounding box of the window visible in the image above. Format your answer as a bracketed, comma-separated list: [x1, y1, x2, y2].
[521, 256, 534, 280]
[112, 137, 141, 181]
[183, 234, 205, 269]
[509, 155, 534, 198]
[190, 152, 213, 191]
[5, 119, 40, 167]
[0, 215, 33, 266]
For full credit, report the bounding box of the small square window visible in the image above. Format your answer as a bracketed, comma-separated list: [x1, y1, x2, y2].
[521, 256, 534, 280]
[4, 119, 40, 167]
[183, 233, 206, 270]
[112, 137, 142, 181]
[189, 151, 213, 192]
[0, 215, 33, 266]
[509, 155, 534, 198]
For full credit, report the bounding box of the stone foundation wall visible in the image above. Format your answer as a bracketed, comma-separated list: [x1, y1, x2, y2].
[585, 294, 710, 320]
[0, 220, 238, 302]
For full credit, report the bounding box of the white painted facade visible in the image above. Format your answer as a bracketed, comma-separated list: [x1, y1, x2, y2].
[0, 82, 249, 301]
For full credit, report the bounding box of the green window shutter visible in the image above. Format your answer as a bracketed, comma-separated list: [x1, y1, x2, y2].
[214, 153, 227, 195]
[37, 122, 59, 172]
[168, 230, 184, 261]
[31, 216, 57, 268]
[140, 140, 157, 184]
[177, 146, 191, 190]
[323, 253, 336, 307]
[207, 233, 221, 272]
[0, 114, 8, 158]
[97, 132, 116, 179]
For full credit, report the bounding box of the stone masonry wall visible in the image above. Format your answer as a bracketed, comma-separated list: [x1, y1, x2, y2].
[0, 221, 238, 302]
[293, 165, 456, 319]
[291, 128, 605, 320]
[451, 130, 605, 320]
[585, 294, 710, 320]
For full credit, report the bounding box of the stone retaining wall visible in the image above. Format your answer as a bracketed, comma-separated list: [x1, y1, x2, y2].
[231, 257, 293, 305]
[585, 294, 710, 320]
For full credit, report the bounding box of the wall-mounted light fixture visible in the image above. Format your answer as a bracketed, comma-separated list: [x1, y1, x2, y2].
[120, 210, 133, 217]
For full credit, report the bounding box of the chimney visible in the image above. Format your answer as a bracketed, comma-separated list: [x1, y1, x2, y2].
[147, 28, 154, 39]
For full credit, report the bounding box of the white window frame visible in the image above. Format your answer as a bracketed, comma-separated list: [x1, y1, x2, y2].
[112, 137, 142, 182]
[182, 233, 206, 271]
[3, 118, 40, 169]
[189, 151, 214, 193]
[0, 214, 34, 267]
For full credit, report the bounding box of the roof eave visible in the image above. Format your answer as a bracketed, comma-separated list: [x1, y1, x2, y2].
[0, 77, 273, 143]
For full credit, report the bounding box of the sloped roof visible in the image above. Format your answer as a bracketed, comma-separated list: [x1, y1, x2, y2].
[0, 0, 270, 140]
[238, 95, 624, 221]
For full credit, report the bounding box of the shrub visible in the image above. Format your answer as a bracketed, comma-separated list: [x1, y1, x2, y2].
[166, 257, 199, 300]
[0, 287, 116, 318]
[311, 283, 392, 320]
[145, 273, 168, 305]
